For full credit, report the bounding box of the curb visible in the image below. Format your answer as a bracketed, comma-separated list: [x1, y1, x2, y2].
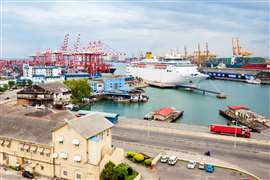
[176, 157, 261, 180]
[114, 140, 262, 180]
[116, 123, 270, 147]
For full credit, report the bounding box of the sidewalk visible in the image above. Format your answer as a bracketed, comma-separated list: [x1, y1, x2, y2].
[117, 118, 270, 146]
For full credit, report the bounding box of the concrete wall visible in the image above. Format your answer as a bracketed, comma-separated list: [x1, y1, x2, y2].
[99, 147, 124, 173]
[17, 98, 30, 105]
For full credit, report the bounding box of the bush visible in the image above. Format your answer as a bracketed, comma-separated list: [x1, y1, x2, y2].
[134, 153, 144, 163]
[127, 151, 136, 158]
[144, 159, 152, 166]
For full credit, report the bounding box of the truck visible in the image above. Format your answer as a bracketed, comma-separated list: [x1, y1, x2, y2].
[209, 124, 250, 138]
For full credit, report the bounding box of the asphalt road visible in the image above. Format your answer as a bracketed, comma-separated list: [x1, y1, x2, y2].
[112, 127, 270, 180]
[155, 161, 253, 180]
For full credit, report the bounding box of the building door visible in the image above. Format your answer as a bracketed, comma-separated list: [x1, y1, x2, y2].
[2, 153, 9, 165]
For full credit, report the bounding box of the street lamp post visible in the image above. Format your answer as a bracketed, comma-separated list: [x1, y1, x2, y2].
[147, 120, 150, 137]
[234, 120, 237, 148]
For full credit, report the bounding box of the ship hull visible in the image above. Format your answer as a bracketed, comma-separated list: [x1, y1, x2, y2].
[126, 66, 208, 85]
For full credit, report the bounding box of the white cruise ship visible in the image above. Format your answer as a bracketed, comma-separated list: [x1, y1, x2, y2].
[126, 53, 208, 86]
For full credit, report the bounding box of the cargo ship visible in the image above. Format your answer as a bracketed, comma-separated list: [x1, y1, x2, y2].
[205, 56, 269, 70]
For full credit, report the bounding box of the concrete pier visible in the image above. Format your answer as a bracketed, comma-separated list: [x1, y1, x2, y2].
[148, 82, 226, 98]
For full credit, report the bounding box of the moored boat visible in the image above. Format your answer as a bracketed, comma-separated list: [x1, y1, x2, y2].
[144, 107, 183, 122]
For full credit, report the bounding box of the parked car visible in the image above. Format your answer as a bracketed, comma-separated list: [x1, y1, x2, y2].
[168, 155, 178, 165]
[22, 171, 34, 179]
[187, 161, 196, 169]
[197, 162, 205, 170]
[160, 154, 169, 163]
[205, 164, 215, 173]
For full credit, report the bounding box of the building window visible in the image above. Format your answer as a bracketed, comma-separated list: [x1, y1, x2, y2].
[57, 136, 64, 144]
[40, 166, 44, 170]
[63, 170, 68, 176]
[72, 139, 80, 146]
[76, 173, 81, 179]
[107, 129, 109, 136]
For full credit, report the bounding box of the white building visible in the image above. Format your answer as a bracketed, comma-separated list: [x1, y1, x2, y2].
[22, 64, 64, 84]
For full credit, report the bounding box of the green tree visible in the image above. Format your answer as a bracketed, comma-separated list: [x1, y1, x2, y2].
[100, 161, 115, 180]
[8, 81, 15, 89]
[112, 163, 129, 180]
[0, 86, 4, 92]
[3, 84, 8, 91]
[101, 162, 138, 180]
[64, 79, 92, 104]
[27, 79, 33, 86]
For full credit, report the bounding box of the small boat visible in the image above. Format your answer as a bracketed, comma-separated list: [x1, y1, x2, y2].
[144, 107, 183, 122]
[144, 112, 155, 120]
[246, 77, 261, 84]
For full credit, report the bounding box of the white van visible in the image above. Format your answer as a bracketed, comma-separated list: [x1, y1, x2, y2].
[168, 155, 178, 165]
[160, 154, 169, 163]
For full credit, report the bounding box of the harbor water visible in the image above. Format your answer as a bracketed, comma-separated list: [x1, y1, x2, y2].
[82, 63, 270, 126]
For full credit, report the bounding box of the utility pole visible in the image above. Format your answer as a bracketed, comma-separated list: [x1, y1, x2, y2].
[198, 43, 201, 65]
[234, 120, 237, 149]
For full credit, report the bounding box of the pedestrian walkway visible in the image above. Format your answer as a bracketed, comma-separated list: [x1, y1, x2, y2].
[117, 118, 270, 146]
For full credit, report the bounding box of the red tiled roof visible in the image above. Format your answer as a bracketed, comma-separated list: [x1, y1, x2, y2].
[157, 107, 175, 116]
[228, 105, 249, 110]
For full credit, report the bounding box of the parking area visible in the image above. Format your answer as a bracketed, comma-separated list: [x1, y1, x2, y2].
[154, 160, 255, 180]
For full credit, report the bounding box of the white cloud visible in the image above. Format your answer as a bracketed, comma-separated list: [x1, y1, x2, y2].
[2, 1, 269, 57]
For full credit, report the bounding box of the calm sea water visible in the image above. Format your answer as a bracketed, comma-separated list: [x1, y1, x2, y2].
[82, 63, 270, 126]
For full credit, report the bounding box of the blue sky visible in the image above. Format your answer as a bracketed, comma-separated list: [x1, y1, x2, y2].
[1, 0, 269, 58]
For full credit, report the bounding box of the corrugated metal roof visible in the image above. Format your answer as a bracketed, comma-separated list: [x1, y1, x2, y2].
[157, 107, 175, 116]
[228, 105, 249, 110]
[68, 114, 114, 139]
[38, 82, 70, 93]
[0, 115, 66, 144]
[78, 110, 119, 118]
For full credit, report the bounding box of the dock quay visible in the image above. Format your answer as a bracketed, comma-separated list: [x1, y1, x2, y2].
[89, 90, 149, 103]
[202, 68, 270, 84]
[148, 82, 226, 98]
[219, 106, 270, 132]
